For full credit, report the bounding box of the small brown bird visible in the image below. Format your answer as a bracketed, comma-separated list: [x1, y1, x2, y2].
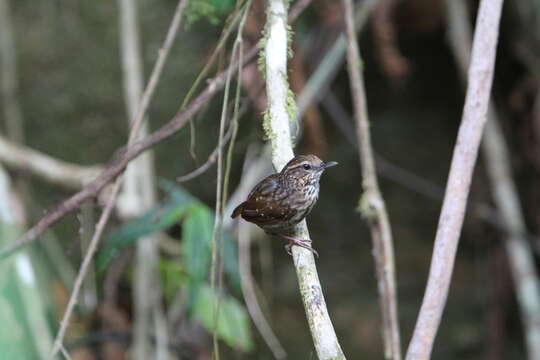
[231, 154, 338, 256]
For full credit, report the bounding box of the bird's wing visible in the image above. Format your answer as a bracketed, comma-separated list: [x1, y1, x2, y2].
[241, 174, 296, 226]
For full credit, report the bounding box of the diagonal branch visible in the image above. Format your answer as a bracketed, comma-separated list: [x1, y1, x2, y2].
[262, 0, 345, 359]
[0, 63, 222, 259]
[342, 0, 401, 358]
[49, 181, 121, 359]
[446, 1, 540, 358]
[0, 134, 102, 189]
[236, 147, 287, 359]
[116, 0, 178, 357]
[238, 220, 286, 359]
[49, 0, 191, 356]
[405, 0, 505, 359]
[0, 0, 309, 260]
[295, 0, 377, 122]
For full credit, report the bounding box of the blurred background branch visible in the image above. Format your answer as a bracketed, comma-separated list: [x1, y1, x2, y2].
[0, 135, 102, 188]
[406, 0, 505, 358]
[445, 1, 540, 358]
[342, 0, 401, 359]
[115, 0, 168, 358]
[0, 0, 310, 259]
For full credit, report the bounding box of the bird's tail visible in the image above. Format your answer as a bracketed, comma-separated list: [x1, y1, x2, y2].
[231, 202, 245, 219]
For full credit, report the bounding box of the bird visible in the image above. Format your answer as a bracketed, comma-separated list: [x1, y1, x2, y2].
[231, 154, 338, 256]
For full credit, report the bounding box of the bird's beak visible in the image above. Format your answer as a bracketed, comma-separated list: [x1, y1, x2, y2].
[322, 161, 338, 169]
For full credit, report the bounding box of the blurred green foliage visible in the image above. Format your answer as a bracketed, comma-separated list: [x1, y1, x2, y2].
[193, 283, 254, 352]
[186, 0, 236, 25]
[0, 225, 54, 359]
[97, 181, 250, 352]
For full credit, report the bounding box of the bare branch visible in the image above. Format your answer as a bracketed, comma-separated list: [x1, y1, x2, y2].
[127, 0, 189, 144]
[116, 0, 175, 357]
[0, 134, 102, 189]
[405, 0, 505, 358]
[48, 0, 191, 356]
[176, 93, 254, 183]
[209, 4, 251, 356]
[229, 145, 286, 359]
[0, 0, 309, 259]
[295, 0, 376, 122]
[446, 1, 540, 358]
[262, 0, 345, 358]
[176, 123, 234, 183]
[342, 0, 401, 358]
[49, 182, 121, 359]
[238, 220, 286, 359]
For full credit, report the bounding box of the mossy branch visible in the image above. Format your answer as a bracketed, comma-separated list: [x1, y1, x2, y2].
[262, 0, 345, 359]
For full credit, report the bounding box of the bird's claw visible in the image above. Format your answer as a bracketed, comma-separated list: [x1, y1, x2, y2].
[285, 239, 319, 258]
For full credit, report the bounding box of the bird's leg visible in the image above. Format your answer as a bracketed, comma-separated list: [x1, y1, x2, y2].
[268, 232, 319, 257]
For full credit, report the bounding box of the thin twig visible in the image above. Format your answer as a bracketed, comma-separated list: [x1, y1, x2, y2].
[322, 89, 539, 242]
[209, 15, 240, 360]
[238, 220, 287, 359]
[0, 53, 245, 260]
[128, 0, 189, 144]
[342, 0, 401, 358]
[295, 0, 377, 122]
[232, 145, 286, 359]
[49, 181, 121, 359]
[49, 0, 191, 356]
[181, 1, 245, 161]
[59, 343, 72, 360]
[445, 1, 540, 358]
[209, 5, 252, 357]
[116, 0, 170, 357]
[176, 93, 255, 183]
[483, 116, 540, 359]
[0, 0, 310, 259]
[212, 7, 253, 356]
[176, 123, 234, 183]
[262, 0, 345, 358]
[405, 0, 504, 358]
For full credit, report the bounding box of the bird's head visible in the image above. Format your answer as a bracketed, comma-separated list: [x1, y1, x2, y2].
[281, 154, 338, 187]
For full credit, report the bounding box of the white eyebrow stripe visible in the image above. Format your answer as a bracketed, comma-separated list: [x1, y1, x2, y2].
[290, 161, 310, 168]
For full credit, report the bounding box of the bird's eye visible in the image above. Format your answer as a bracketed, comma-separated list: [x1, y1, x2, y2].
[303, 164, 311, 170]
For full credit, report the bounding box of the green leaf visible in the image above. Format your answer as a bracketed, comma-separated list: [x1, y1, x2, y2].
[97, 181, 242, 305]
[186, 0, 220, 25]
[160, 180, 196, 205]
[182, 205, 213, 282]
[159, 258, 187, 302]
[193, 284, 254, 352]
[97, 191, 195, 272]
[0, 223, 54, 359]
[211, 0, 235, 11]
